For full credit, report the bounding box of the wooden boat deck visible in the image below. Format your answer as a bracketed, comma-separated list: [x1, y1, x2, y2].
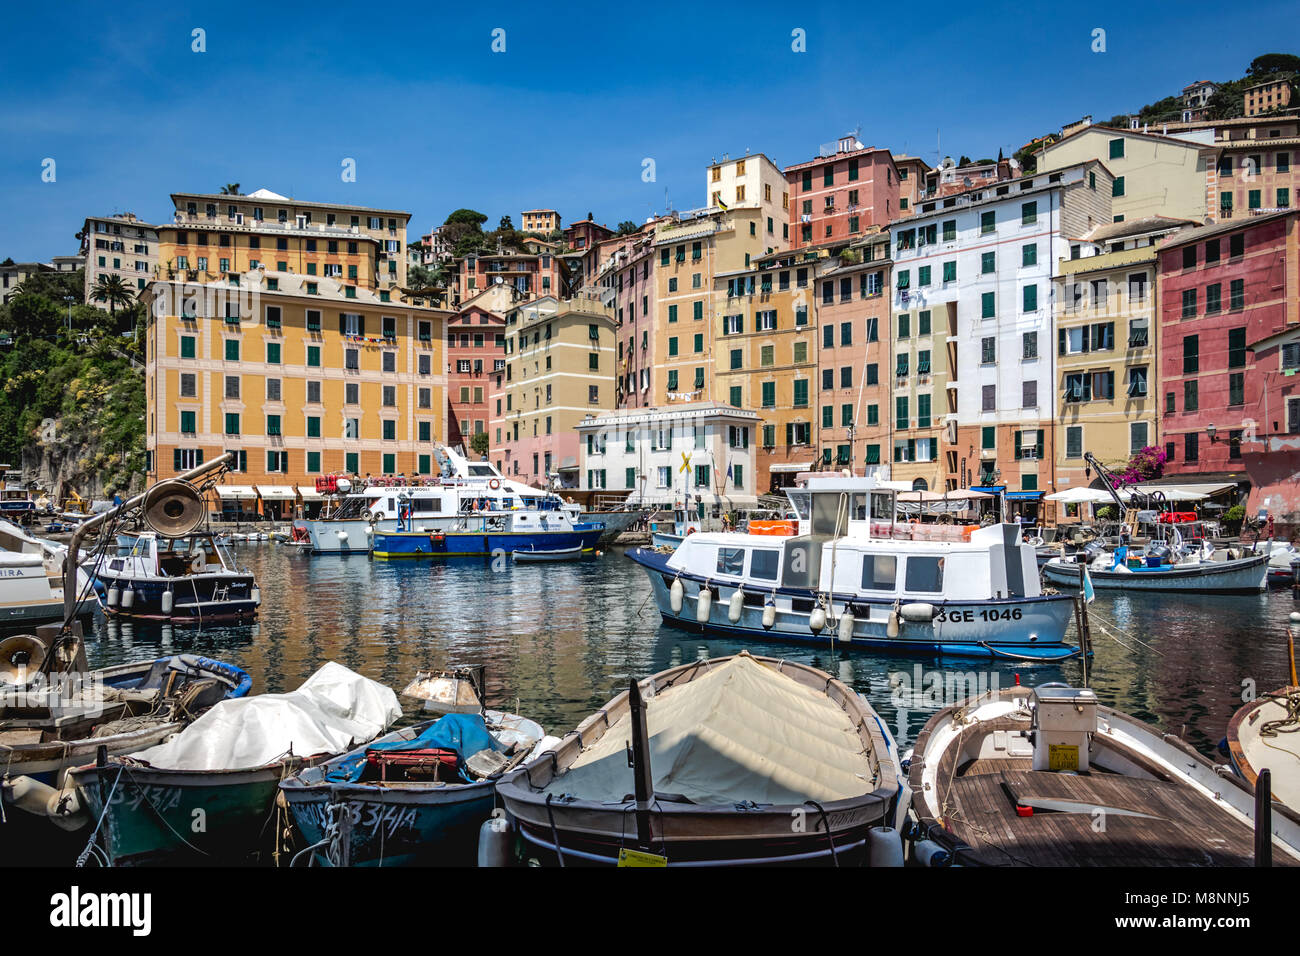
[931, 728, 1289, 866]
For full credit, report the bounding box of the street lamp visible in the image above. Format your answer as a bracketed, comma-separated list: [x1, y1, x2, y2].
[62, 295, 75, 333]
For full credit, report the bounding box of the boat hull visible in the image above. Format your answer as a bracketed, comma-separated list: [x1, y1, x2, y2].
[280, 779, 496, 867]
[304, 518, 373, 554]
[580, 509, 643, 544]
[1226, 685, 1300, 814]
[629, 547, 1078, 660]
[651, 532, 684, 550]
[373, 526, 603, 558]
[1043, 554, 1268, 593]
[95, 572, 259, 623]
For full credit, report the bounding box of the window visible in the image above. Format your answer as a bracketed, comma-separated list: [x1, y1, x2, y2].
[1206, 283, 1222, 314]
[1229, 372, 1244, 406]
[266, 378, 281, 401]
[861, 555, 897, 592]
[1022, 380, 1038, 408]
[1066, 426, 1082, 459]
[943, 260, 956, 282]
[266, 342, 281, 365]
[1185, 431, 1199, 463]
[1230, 278, 1245, 311]
[307, 345, 320, 368]
[1230, 233, 1244, 258]
[180, 336, 196, 359]
[793, 379, 809, 407]
[1021, 201, 1037, 225]
[1023, 284, 1037, 312]
[918, 311, 930, 335]
[896, 396, 909, 429]
[1184, 379, 1198, 411]
[981, 251, 996, 274]
[1022, 331, 1038, 360]
[981, 292, 995, 318]
[180, 373, 196, 397]
[1183, 335, 1198, 374]
[981, 337, 996, 364]
[1108, 137, 1125, 160]
[980, 211, 995, 234]
[1112, 176, 1125, 198]
[180, 410, 196, 434]
[1022, 244, 1037, 267]
[982, 384, 996, 411]
[224, 339, 239, 361]
[905, 557, 944, 593]
[1228, 327, 1246, 368]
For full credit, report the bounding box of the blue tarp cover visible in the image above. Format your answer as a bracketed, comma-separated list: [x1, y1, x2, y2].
[327, 712, 500, 783]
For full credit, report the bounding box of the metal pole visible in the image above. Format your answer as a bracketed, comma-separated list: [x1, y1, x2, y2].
[1255, 768, 1273, 867]
[628, 678, 655, 851]
[62, 452, 231, 626]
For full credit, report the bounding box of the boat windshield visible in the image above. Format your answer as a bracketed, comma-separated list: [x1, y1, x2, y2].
[786, 490, 811, 520]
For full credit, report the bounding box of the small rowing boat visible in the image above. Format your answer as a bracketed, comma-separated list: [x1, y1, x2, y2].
[512, 545, 585, 563]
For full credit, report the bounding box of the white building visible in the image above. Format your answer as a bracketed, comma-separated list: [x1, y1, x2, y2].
[576, 402, 760, 507]
[888, 161, 1113, 491]
[80, 213, 159, 301]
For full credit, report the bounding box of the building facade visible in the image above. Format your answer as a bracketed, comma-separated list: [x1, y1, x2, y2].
[576, 402, 759, 506]
[784, 137, 899, 248]
[144, 271, 449, 512]
[80, 214, 158, 300]
[521, 209, 561, 234]
[1158, 211, 1300, 515]
[492, 293, 616, 486]
[1245, 78, 1295, 117]
[447, 285, 512, 449]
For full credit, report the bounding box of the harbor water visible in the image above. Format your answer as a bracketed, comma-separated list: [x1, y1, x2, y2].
[85, 543, 1300, 756]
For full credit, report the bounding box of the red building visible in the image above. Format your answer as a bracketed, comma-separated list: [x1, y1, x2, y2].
[784, 136, 900, 249]
[446, 287, 510, 449]
[1158, 210, 1300, 519]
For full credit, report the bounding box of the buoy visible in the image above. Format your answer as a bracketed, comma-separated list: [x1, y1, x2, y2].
[670, 577, 684, 614]
[900, 603, 937, 622]
[762, 595, 776, 630]
[696, 587, 713, 623]
[161, 590, 174, 615]
[477, 814, 514, 867]
[728, 589, 744, 623]
[106, 587, 120, 608]
[251, 587, 261, 606]
[1, 776, 86, 832]
[867, 826, 905, 867]
[809, 605, 827, 632]
[887, 610, 900, 638]
[337, 530, 349, 542]
[912, 839, 952, 867]
[837, 608, 855, 642]
[121, 589, 135, 609]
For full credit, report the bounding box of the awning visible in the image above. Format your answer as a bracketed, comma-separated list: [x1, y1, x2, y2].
[1125, 481, 1236, 499]
[1005, 491, 1045, 500]
[970, 486, 1006, 494]
[256, 486, 298, 501]
[297, 486, 323, 500]
[214, 486, 257, 500]
[769, 462, 814, 473]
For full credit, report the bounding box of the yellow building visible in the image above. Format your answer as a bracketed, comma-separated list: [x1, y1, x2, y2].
[1052, 218, 1178, 495]
[169, 189, 410, 289]
[144, 271, 449, 512]
[492, 292, 617, 487]
[521, 209, 561, 234]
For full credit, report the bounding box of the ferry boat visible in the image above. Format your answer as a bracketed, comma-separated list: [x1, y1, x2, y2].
[87, 530, 260, 623]
[371, 508, 604, 559]
[305, 447, 581, 554]
[627, 475, 1079, 660]
[0, 468, 38, 526]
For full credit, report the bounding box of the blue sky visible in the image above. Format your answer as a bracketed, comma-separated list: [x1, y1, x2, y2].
[0, 2, 1290, 259]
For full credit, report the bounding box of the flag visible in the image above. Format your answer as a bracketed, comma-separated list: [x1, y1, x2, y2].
[726, 463, 733, 480]
[1082, 568, 1095, 605]
[717, 197, 729, 211]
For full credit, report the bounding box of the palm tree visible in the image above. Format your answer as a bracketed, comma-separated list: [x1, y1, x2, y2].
[91, 274, 134, 318]
[220, 183, 241, 195]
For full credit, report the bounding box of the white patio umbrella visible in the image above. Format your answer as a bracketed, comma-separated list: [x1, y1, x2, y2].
[1045, 487, 1114, 504]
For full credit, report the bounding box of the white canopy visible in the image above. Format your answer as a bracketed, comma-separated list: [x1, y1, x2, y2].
[1120, 485, 1209, 502]
[130, 662, 401, 771]
[296, 486, 323, 500]
[214, 485, 257, 500]
[769, 462, 815, 473]
[256, 485, 297, 501]
[1045, 487, 1114, 504]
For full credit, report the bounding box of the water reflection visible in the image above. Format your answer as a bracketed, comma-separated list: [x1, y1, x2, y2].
[83, 543, 1300, 754]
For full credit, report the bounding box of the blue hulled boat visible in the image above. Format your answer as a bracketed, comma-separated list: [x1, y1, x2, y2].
[628, 474, 1081, 661]
[372, 508, 603, 559]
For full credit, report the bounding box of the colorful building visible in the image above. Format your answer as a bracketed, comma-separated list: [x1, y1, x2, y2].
[143, 271, 449, 514]
[521, 209, 562, 234]
[812, 230, 892, 478]
[169, 189, 410, 289]
[447, 284, 513, 449]
[598, 227, 660, 409]
[1244, 77, 1295, 117]
[1212, 116, 1299, 221]
[455, 248, 569, 305]
[1158, 211, 1300, 518]
[80, 213, 158, 299]
[492, 292, 616, 487]
[784, 136, 899, 248]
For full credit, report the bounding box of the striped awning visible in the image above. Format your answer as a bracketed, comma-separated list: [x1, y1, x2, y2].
[214, 485, 257, 500]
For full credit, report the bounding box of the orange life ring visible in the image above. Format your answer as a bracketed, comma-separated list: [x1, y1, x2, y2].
[686, 527, 697, 536]
[488, 479, 501, 490]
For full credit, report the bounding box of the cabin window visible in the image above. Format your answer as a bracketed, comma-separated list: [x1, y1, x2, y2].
[750, 549, 779, 580]
[861, 555, 897, 591]
[870, 493, 893, 520]
[905, 556, 945, 593]
[716, 548, 745, 576]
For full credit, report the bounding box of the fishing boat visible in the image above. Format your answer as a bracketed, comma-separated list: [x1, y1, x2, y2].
[0, 637, 251, 837]
[1042, 540, 1268, 594]
[1223, 612, 1300, 814]
[87, 530, 261, 623]
[906, 682, 1300, 866]
[512, 544, 586, 563]
[495, 652, 902, 866]
[0, 518, 96, 631]
[628, 474, 1080, 660]
[372, 508, 603, 559]
[66, 662, 399, 866]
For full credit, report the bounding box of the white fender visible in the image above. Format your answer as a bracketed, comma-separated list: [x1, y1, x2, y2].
[121, 589, 135, 609]
[106, 587, 120, 608]
[762, 596, 776, 630]
[696, 587, 713, 623]
[809, 605, 827, 632]
[837, 609, 855, 642]
[477, 815, 513, 868]
[337, 530, 349, 542]
[912, 839, 952, 867]
[161, 591, 174, 615]
[886, 611, 900, 638]
[868, 826, 905, 867]
[900, 603, 937, 623]
[251, 587, 261, 606]
[728, 589, 744, 623]
[670, 577, 684, 614]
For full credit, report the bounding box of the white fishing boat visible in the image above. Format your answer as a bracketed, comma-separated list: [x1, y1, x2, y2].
[907, 683, 1300, 866]
[1043, 532, 1268, 594]
[1225, 613, 1300, 814]
[0, 519, 95, 629]
[628, 474, 1080, 660]
[305, 446, 582, 554]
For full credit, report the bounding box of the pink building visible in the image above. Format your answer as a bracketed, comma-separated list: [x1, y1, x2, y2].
[784, 136, 901, 249]
[1158, 210, 1300, 521]
[446, 295, 507, 449]
[599, 229, 659, 409]
[455, 249, 569, 305]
